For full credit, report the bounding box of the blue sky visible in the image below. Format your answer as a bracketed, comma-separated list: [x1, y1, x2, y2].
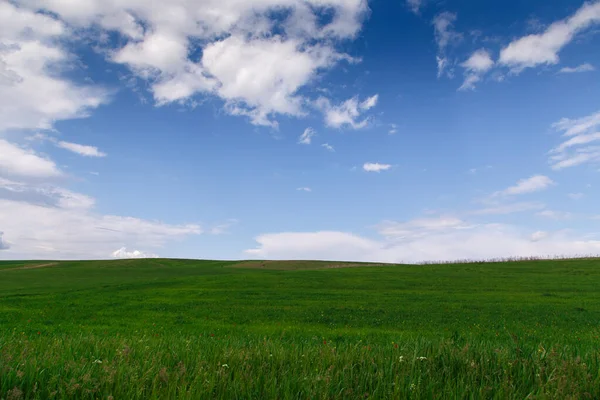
[1, 0, 600, 262]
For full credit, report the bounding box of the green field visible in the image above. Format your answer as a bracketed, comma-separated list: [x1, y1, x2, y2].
[1, 258, 600, 399]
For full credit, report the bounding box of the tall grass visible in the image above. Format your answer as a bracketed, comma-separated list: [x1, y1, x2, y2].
[2, 332, 599, 399]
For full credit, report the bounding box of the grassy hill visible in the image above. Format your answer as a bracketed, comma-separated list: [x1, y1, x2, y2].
[1, 258, 600, 399]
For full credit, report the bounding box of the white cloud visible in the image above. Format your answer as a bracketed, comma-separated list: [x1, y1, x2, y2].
[553, 110, 600, 137]
[245, 223, 600, 263]
[297, 187, 312, 192]
[317, 94, 379, 129]
[493, 175, 555, 196]
[360, 94, 379, 110]
[298, 127, 316, 145]
[202, 36, 346, 127]
[459, 49, 494, 90]
[407, 0, 422, 14]
[536, 210, 573, 219]
[458, 74, 482, 91]
[376, 216, 473, 240]
[471, 202, 545, 215]
[18, 0, 369, 127]
[568, 192, 584, 200]
[0, 139, 62, 178]
[0, 2, 108, 132]
[530, 231, 548, 242]
[432, 12, 462, 77]
[388, 123, 398, 134]
[551, 132, 600, 153]
[550, 110, 600, 169]
[23, 134, 107, 158]
[322, 143, 335, 152]
[559, 63, 595, 73]
[0, 176, 201, 259]
[56, 141, 107, 157]
[112, 247, 159, 259]
[462, 49, 495, 72]
[363, 162, 391, 172]
[499, 2, 600, 72]
[0, 232, 9, 250]
[436, 56, 449, 78]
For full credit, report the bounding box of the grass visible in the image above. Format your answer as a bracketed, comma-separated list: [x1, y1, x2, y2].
[1, 258, 600, 399]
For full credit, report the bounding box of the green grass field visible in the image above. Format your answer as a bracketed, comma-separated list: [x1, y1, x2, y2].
[1, 258, 600, 399]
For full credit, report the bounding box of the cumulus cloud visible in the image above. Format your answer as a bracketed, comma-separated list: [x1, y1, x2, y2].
[462, 49, 495, 72]
[363, 163, 391, 172]
[432, 12, 462, 77]
[0, 2, 108, 132]
[245, 221, 600, 263]
[549, 109, 600, 169]
[17, 0, 369, 127]
[112, 247, 159, 259]
[459, 49, 494, 90]
[297, 187, 312, 192]
[317, 94, 378, 129]
[55, 141, 107, 157]
[499, 1, 600, 73]
[298, 127, 316, 145]
[559, 63, 595, 73]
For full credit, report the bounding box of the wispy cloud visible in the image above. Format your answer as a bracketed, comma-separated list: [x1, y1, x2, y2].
[296, 187, 312, 192]
[298, 127, 316, 145]
[432, 12, 462, 78]
[536, 210, 573, 220]
[471, 202, 545, 215]
[209, 219, 239, 235]
[321, 143, 335, 152]
[493, 175, 555, 197]
[56, 141, 107, 157]
[550, 110, 600, 169]
[406, 0, 422, 14]
[559, 63, 595, 74]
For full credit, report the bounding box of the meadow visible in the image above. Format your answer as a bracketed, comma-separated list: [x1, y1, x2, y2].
[1, 258, 600, 399]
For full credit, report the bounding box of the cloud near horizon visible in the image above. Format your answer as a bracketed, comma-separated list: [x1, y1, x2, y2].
[245, 217, 600, 263]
